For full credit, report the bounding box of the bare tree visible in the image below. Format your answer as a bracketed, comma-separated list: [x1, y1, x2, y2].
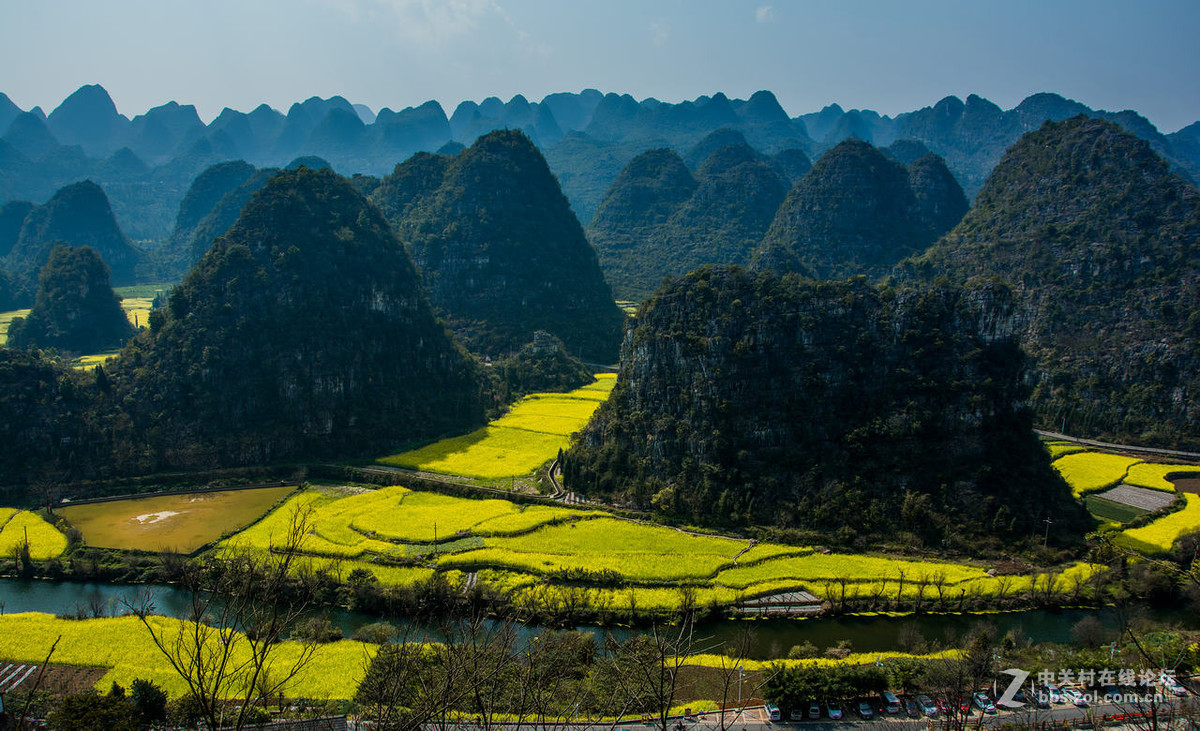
[123, 503, 319, 731]
[607, 615, 697, 731]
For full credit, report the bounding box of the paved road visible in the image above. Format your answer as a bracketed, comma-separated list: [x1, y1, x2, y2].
[1036, 430, 1200, 461]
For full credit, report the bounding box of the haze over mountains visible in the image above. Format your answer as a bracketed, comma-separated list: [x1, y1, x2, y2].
[2, 84, 1197, 247]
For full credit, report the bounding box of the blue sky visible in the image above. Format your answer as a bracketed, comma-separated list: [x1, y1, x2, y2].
[2, 0, 1198, 132]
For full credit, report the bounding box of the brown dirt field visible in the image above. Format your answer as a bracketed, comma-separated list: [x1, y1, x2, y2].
[1172, 476, 1200, 494]
[0, 661, 107, 695]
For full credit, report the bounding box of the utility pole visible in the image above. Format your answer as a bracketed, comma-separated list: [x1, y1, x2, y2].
[1043, 517, 1053, 548]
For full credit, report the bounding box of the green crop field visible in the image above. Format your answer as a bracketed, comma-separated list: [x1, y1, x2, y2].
[0, 612, 374, 699]
[0, 509, 68, 560]
[1053, 451, 1142, 496]
[58, 486, 296, 553]
[1115, 493, 1200, 554]
[377, 374, 616, 479]
[1084, 495, 1148, 524]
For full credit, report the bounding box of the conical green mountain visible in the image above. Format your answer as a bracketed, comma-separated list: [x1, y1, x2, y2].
[564, 267, 1086, 549]
[587, 148, 697, 300]
[588, 143, 790, 301]
[754, 139, 961, 279]
[7, 245, 133, 353]
[5, 180, 141, 296]
[117, 167, 490, 469]
[372, 130, 625, 362]
[909, 116, 1200, 447]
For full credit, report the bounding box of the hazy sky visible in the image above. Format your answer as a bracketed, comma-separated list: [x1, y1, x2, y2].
[2, 0, 1198, 132]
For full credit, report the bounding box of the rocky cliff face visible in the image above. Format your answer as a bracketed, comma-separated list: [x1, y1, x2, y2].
[564, 267, 1086, 548]
[909, 116, 1200, 447]
[372, 130, 625, 362]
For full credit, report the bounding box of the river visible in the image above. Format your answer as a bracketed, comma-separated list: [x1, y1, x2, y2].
[3, 577, 1194, 658]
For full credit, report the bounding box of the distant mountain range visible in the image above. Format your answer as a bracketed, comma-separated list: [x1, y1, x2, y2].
[2, 85, 1197, 246]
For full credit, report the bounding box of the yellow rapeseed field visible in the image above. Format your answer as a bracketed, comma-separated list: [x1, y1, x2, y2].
[1115, 493, 1200, 554]
[0, 509, 69, 560]
[0, 613, 374, 699]
[1053, 451, 1142, 496]
[377, 375, 616, 479]
[1123, 462, 1200, 491]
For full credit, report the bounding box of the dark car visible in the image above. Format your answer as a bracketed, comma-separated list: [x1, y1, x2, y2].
[904, 698, 920, 718]
[858, 701, 874, 720]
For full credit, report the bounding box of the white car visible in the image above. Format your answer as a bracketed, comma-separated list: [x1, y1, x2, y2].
[1044, 682, 1064, 704]
[827, 702, 843, 720]
[1061, 687, 1088, 707]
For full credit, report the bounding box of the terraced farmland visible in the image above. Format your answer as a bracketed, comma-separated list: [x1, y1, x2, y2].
[223, 483, 1104, 614]
[377, 375, 615, 479]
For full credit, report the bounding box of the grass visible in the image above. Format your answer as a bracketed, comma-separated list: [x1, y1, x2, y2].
[0, 509, 69, 560]
[713, 552, 988, 590]
[0, 612, 374, 699]
[681, 650, 962, 672]
[377, 375, 616, 479]
[1114, 493, 1200, 554]
[1052, 452, 1142, 496]
[57, 486, 296, 553]
[1084, 495, 1148, 524]
[1124, 462, 1200, 491]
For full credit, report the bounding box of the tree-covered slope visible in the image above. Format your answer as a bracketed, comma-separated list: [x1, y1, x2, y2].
[7, 245, 133, 354]
[754, 140, 964, 280]
[587, 142, 790, 301]
[115, 167, 492, 469]
[5, 180, 141, 297]
[907, 116, 1200, 447]
[564, 267, 1087, 549]
[372, 130, 625, 362]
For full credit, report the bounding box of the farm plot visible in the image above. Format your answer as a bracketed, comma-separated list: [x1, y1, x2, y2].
[1053, 452, 1142, 497]
[0, 509, 68, 560]
[1124, 462, 1200, 491]
[0, 613, 374, 700]
[0, 308, 30, 346]
[1095, 484, 1177, 512]
[1115, 493, 1200, 555]
[58, 486, 296, 553]
[225, 484, 1107, 614]
[377, 374, 616, 479]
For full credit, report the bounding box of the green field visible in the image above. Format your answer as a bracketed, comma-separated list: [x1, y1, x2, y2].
[0, 509, 69, 560]
[58, 486, 296, 553]
[0, 308, 30, 346]
[1084, 494, 1149, 524]
[377, 374, 615, 479]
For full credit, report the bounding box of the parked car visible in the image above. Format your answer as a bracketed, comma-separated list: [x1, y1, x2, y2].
[917, 695, 938, 717]
[1100, 685, 1122, 702]
[808, 702, 821, 720]
[973, 692, 996, 714]
[935, 696, 951, 715]
[1030, 687, 1051, 709]
[1061, 687, 1088, 707]
[858, 701, 874, 720]
[904, 698, 920, 718]
[882, 691, 901, 714]
[766, 703, 781, 721]
[1044, 682, 1064, 704]
[789, 708, 805, 722]
[827, 702, 843, 720]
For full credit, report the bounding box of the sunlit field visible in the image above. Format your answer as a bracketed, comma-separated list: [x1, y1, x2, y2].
[377, 374, 615, 479]
[57, 486, 296, 553]
[0, 509, 69, 560]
